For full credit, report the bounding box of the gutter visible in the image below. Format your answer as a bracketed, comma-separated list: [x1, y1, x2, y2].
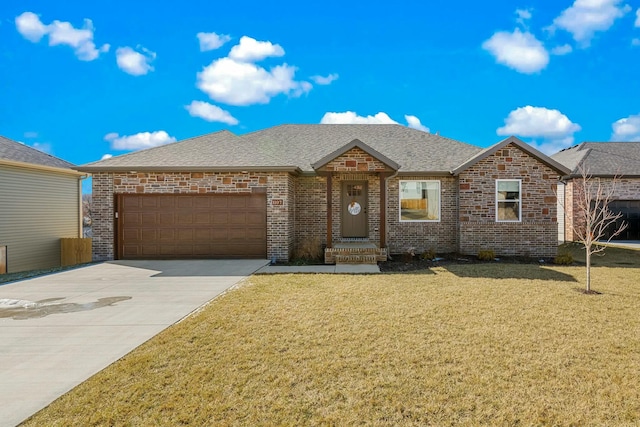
[1, 158, 86, 177]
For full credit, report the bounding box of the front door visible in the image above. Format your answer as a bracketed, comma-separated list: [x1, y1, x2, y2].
[342, 181, 368, 237]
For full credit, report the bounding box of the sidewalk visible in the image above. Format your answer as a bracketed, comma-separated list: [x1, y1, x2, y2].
[256, 264, 380, 274]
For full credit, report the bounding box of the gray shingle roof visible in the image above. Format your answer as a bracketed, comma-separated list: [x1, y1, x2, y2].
[453, 136, 570, 175]
[552, 142, 640, 177]
[0, 136, 74, 169]
[78, 125, 482, 173]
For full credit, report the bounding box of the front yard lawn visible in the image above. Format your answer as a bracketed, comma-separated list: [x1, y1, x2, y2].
[25, 250, 640, 426]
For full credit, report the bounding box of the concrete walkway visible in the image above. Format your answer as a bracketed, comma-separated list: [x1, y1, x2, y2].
[0, 259, 268, 427]
[256, 264, 380, 274]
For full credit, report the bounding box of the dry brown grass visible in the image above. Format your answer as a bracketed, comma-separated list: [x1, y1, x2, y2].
[24, 251, 640, 426]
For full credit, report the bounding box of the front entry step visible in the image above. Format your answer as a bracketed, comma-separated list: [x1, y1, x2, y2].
[325, 241, 387, 264]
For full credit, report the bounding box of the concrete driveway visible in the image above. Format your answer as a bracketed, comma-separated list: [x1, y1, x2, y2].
[0, 259, 267, 427]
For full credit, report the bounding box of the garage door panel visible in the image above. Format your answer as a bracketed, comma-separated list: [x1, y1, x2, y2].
[230, 213, 247, 224]
[123, 229, 140, 240]
[229, 197, 248, 208]
[212, 197, 229, 208]
[159, 213, 174, 225]
[159, 229, 175, 240]
[141, 229, 158, 241]
[194, 212, 211, 224]
[118, 194, 266, 259]
[245, 227, 267, 239]
[246, 212, 266, 225]
[142, 197, 159, 208]
[122, 212, 142, 226]
[212, 212, 228, 223]
[211, 229, 228, 239]
[177, 197, 194, 209]
[142, 213, 160, 226]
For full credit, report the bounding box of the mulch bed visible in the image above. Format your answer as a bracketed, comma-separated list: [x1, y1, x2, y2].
[380, 253, 556, 272]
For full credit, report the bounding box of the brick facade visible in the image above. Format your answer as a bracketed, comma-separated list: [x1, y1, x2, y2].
[319, 147, 392, 173]
[294, 176, 327, 248]
[563, 177, 640, 241]
[458, 144, 560, 257]
[387, 176, 458, 254]
[91, 171, 294, 262]
[91, 144, 566, 262]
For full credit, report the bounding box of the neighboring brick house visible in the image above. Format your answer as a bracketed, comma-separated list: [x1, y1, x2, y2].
[552, 142, 640, 242]
[0, 136, 85, 273]
[77, 125, 570, 263]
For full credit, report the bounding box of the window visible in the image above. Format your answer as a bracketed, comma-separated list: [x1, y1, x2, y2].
[496, 179, 521, 222]
[399, 180, 440, 222]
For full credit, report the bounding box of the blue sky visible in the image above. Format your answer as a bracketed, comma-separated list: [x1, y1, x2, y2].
[2, 0, 640, 170]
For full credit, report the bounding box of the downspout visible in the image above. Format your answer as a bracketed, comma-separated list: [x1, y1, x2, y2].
[78, 176, 84, 238]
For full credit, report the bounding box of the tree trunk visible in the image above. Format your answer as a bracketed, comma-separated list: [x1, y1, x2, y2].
[585, 247, 591, 293]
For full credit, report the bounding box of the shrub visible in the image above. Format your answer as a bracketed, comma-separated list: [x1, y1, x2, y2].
[477, 250, 496, 261]
[554, 252, 574, 265]
[294, 237, 323, 262]
[421, 248, 437, 260]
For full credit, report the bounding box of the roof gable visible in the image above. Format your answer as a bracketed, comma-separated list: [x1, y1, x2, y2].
[452, 136, 571, 175]
[311, 139, 399, 171]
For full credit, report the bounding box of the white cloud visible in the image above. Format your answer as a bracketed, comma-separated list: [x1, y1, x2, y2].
[632, 38, 640, 46]
[197, 32, 231, 51]
[497, 106, 582, 153]
[321, 111, 398, 125]
[612, 113, 640, 141]
[228, 36, 284, 62]
[516, 8, 533, 27]
[105, 131, 176, 150]
[320, 111, 431, 132]
[551, 0, 632, 45]
[636, 8, 640, 26]
[404, 115, 430, 132]
[482, 28, 549, 74]
[551, 44, 573, 55]
[31, 142, 52, 154]
[15, 11, 109, 61]
[197, 57, 311, 106]
[116, 46, 155, 76]
[311, 74, 339, 85]
[15, 12, 48, 42]
[185, 101, 238, 125]
[101, 154, 113, 160]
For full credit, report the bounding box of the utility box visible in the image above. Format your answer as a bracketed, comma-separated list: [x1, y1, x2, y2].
[0, 246, 6, 274]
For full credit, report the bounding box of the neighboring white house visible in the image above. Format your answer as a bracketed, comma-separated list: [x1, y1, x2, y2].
[0, 136, 86, 273]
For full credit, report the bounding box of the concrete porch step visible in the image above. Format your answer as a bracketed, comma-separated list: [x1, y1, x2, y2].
[325, 242, 387, 264]
[334, 254, 378, 264]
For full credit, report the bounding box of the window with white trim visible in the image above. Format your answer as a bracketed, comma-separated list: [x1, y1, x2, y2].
[399, 180, 440, 222]
[496, 179, 521, 222]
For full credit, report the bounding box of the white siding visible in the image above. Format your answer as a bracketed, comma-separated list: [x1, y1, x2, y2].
[0, 165, 81, 273]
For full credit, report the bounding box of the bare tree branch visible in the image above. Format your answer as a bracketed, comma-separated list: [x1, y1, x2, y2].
[569, 166, 627, 292]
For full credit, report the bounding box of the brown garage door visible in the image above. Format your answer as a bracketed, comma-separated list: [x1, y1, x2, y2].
[117, 194, 266, 259]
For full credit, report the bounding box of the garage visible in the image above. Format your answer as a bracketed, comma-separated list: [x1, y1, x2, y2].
[607, 200, 640, 240]
[116, 193, 267, 259]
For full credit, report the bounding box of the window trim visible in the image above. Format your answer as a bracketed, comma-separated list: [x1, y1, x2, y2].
[399, 180, 441, 223]
[495, 179, 522, 223]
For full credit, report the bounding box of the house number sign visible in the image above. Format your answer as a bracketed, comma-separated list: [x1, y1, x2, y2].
[271, 199, 284, 206]
[348, 201, 361, 215]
